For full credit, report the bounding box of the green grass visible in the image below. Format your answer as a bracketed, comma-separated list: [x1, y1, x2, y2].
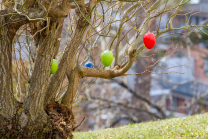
[73, 113, 208, 139]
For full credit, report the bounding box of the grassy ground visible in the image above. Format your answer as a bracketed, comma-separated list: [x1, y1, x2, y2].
[73, 113, 208, 139]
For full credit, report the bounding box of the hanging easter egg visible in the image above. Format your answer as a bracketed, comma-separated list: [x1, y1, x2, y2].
[143, 32, 156, 49]
[50, 59, 58, 74]
[84, 62, 94, 68]
[101, 50, 113, 67]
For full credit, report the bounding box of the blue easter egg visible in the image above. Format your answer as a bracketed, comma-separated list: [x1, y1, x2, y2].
[84, 62, 94, 68]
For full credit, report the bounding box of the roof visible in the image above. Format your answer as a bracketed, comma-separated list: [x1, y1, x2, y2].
[151, 55, 208, 101]
[183, 1, 208, 14]
[154, 79, 208, 101]
[173, 81, 208, 98]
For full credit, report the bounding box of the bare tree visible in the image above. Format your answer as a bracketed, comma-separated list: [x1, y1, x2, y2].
[78, 78, 166, 130]
[0, 0, 203, 138]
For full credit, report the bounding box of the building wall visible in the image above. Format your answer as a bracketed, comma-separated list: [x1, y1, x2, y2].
[187, 45, 208, 81]
[177, 98, 187, 114]
[166, 96, 208, 114]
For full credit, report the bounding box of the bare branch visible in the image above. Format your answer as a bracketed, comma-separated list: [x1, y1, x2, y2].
[90, 95, 162, 119]
[48, 0, 71, 17]
[45, 12, 90, 105]
[79, 49, 136, 78]
[114, 3, 142, 66]
[128, 0, 163, 54]
[111, 78, 166, 118]
[60, 49, 136, 106]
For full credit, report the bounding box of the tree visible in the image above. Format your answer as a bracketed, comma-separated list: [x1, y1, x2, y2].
[75, 78, 166, 131]
[0, 0, 201, 138]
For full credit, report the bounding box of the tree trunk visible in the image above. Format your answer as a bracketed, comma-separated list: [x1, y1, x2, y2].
[0, 16, 75, 138]
[0, 14, 16, 119]
[24, 19, 60, 121]
[0, 102, 74, 138]
[45, 17, 89, 105]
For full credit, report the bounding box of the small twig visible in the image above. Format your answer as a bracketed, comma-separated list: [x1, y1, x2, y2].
[32, 17, 49, 38]
[14, 1, 47, 21]
[73, 117, 85, 130]
[73, 0, 109, 37]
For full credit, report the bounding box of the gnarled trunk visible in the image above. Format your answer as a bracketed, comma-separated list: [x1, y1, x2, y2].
[0, 102, 74, 138]
[24, 19, 60, 121]
[0, 16, 75, 138]
[0, 14, 17, 119]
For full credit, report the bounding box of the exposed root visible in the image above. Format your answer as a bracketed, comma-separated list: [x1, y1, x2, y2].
[0, 102, 75, 139]
[45, 102, 75, 139]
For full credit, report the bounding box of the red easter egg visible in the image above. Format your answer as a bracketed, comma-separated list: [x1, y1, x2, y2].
[143, 32, 156, 49]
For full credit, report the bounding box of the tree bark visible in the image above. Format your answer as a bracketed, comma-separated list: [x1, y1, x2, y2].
[45, 17, 90, 105]
[0, 102, 74, 138]
[0, 15, 16, 119]
[24, 19, 61, 121]
[0, 16, 75, 138]
[61, 49, 136, 106]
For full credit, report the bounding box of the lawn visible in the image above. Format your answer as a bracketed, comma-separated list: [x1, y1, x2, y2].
[73, 113, 208, 139]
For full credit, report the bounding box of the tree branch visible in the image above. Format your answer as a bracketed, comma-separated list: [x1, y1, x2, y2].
[0, 16, 16, 118]
[59, 0, 192, 110]
[61, 70, 81, 107]
[114, 3, 142, 66]
[48, 0, 71, 18]
[0, 10, 31, 118]
[134, 0, 190, 56]
[110, 115, 140, 127]
[60, 48, 136, 106]
[128, 0, 163, 54]
[45, 12, 90, 105]
[80, 49, 136, 78]
[90, 96, 162, 119]
[24, 21, 61, 120]
[111, 78, 166, 118]
[53, 18, 64, 58]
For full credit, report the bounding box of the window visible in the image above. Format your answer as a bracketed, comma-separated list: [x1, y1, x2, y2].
[169, 96, 178, 110]
[196, 16, 199, 25]
[204, 59, 208, 76]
